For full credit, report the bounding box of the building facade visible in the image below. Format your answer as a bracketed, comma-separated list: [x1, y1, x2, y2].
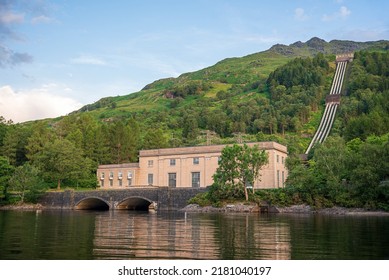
[97, 142, 288, 189]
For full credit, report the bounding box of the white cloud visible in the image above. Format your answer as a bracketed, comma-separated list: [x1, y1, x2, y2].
[339, 6, 351, 18]
[0, 84, 82, 123]
[0, 11, 24, 24]
[294, 8, 308, 21]
[71, 55, 107, 66]
[31, 15, 53, 24]
[322, 6, 351, 21]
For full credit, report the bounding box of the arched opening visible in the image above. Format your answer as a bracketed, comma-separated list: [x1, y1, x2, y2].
[75, 197, 110, 210]
[117, 197, 154, 211]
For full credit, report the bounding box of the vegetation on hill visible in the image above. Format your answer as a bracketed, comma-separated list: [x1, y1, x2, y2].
[260, 49, 389, 210]
[0, 38, 389, 209]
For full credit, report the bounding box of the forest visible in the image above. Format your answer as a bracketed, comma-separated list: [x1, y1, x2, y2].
[0, 49, 388, 209]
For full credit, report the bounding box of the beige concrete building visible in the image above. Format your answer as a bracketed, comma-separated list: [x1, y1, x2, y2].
[97, 141, 288, 189]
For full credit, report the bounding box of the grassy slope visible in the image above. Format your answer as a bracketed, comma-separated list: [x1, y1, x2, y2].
[78, 38, 388, 118]
[80, 50, 291, 119]
[69, 38, 389, 148]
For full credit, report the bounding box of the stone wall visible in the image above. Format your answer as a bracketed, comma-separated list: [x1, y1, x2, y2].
[156, 187, 208, 211]
[39, 187, 207, 211]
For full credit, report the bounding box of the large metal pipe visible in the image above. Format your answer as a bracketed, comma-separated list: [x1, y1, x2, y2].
[305, 58, 348, 155]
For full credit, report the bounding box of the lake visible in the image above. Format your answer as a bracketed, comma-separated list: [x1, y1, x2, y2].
[0, 210, 388, 260]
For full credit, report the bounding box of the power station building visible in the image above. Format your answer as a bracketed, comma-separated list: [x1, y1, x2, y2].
[97, 141, 288, 189]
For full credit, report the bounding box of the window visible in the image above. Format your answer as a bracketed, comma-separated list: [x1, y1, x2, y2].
[170, 159, 176, 166]
[168, 173, 176, 188]
[101, 180, 104, 187]
[192, 172, 200, 188]
[109, 180, 113, 187]
[282, 171, 285, 187]
[118, 171, 123, 179]
[282, 157, 284, 164]
[127, 171, 133, 186]
[277, 170, 280, 188]
[148, 160, 153, 167]
[277, 155, 279, 163]
[118, 179, 122, 187]
[109, 171, 114, 180]
[148, 174, 154, 185]
[193, 157, 199, 165]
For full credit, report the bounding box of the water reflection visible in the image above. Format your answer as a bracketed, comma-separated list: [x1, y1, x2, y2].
[92, 211, 291, 259]
[1, 210, 389, 260]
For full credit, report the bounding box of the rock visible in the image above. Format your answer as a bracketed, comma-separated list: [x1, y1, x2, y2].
[275, 204, 313, 214]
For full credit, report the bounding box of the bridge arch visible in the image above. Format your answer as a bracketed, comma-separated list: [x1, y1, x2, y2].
[75, 197, 111, 210]
[117, 196, 155, 211]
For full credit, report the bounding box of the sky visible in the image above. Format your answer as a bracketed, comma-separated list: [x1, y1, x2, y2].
[1, 0, 388, 123]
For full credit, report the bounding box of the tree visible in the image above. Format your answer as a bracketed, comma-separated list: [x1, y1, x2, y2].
[107, 120, 139, 163]
[1, 124, 31, 166]
[0, 116, 13, 151]
[213, 144, 268, 201]
[142, 128, 168, 149]
[0, 156, 14, 202]
[35, 139, 94, 190]
[26, 122, 55, 165]
[8, 163, 42, 203]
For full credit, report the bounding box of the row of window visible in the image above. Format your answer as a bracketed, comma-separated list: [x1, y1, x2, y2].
[155, 155, 283, 167]
[168, 172, 200, 188]
[99, 172, 200, 188]
[147, 157, 205, 168]
[100, 171, 133, 180]
[148, 172, 200, 188]
[101, 178, 133, 188]
[276, 155, 285, 164]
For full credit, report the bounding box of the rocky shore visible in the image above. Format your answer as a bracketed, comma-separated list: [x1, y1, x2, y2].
[2, 202, 389, 216]
[181, 203, 389, 216]
[0, 203, 44, 211]
[180, 203, 262, 213]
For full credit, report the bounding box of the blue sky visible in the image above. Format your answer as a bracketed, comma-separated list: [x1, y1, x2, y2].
[1, 0, 388, 122]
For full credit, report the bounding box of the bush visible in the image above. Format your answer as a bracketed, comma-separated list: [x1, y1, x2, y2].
[187, 192, 212, 207]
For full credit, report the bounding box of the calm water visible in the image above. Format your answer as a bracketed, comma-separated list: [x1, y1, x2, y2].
[0, 210, 388, 260]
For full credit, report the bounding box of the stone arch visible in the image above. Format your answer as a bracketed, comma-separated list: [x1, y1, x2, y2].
[75, 197, 111, 210]
[117, 196, 155, 211]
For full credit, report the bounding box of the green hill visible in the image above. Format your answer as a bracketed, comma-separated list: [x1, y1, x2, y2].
[1, 37, 389, 202]
[75, 37, 388, 118]
[67, 38, 388, 149]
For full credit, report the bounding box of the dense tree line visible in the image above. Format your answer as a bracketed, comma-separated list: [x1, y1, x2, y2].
[260, 135, 389, 210]
[339, 51, 389, 141]
[0, 114, 169, 203]
[267, 53, 329, 89]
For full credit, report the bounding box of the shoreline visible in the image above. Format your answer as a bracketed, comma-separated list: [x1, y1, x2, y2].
[0, 203, 45, 211]
[2, 202, 389, 216]
[181, 203, 389, 216]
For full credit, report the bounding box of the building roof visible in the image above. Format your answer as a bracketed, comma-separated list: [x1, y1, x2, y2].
[98, 163, 140, 169]
[139, 141, 287, 157]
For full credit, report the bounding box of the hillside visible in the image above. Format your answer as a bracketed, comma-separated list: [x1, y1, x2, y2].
[76, 37, 388, 117]
[66, 38, 388, 150]
[1, 37, 389, 199]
